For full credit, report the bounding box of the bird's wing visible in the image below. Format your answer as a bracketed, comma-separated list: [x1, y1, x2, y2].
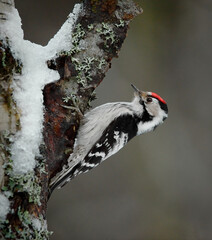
[50, 114, 140, 192]
[72, 113, 140, 177]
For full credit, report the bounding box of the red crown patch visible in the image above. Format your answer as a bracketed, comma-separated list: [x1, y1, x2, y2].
[151, 92, 166, 104]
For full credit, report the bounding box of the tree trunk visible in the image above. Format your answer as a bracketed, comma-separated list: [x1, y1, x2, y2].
[0, 0, 142, 238]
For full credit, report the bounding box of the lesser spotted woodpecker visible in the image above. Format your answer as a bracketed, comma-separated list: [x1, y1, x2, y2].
[50, 84, 168, 193]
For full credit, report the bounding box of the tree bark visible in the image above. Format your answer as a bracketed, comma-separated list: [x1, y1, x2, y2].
[0, 0, 142, 239]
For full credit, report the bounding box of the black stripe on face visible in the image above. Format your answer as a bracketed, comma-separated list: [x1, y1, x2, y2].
[140, 100, 153, 122]
[159, 101, 168, 114]
[149, 95, 168, 114]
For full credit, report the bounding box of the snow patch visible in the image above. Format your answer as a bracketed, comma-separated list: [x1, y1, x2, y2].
[0, 193, 10, 221]
[1, 4, 82, 174]
[46, 4, 82, 57]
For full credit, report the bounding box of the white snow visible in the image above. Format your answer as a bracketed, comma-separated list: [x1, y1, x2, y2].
[0, 193, 10, 221]
[46, 4, 82, 57]
[0, 4, 82, 174]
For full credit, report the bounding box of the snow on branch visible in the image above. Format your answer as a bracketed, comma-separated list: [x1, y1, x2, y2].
[46, 4, 82, 57]
[0, 2, 83, 175]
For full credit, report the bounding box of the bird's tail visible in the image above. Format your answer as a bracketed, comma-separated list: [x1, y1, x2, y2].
[48, 154, 82, 198]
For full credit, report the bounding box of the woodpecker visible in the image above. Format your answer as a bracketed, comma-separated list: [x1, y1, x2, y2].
[50, 84, 168, 193]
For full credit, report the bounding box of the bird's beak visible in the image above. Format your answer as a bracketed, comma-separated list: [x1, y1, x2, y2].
[131, 84, 147, 99]
[131, 84, 140, 94]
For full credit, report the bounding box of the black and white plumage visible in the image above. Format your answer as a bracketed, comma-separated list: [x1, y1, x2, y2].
[50, 84, 168, 193]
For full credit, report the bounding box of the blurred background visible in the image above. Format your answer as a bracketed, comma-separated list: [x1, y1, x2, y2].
[15, 0, 212, 239]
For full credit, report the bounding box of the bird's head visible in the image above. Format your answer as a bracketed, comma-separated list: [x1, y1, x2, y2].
[131, 84, 168, 121]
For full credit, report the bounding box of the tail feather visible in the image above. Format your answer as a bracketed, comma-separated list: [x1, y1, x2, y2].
[48, 147, 87, 198]
[49, 161, 82, 197]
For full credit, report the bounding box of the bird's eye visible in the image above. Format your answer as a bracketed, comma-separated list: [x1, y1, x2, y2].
[146, 97, 152, 103]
